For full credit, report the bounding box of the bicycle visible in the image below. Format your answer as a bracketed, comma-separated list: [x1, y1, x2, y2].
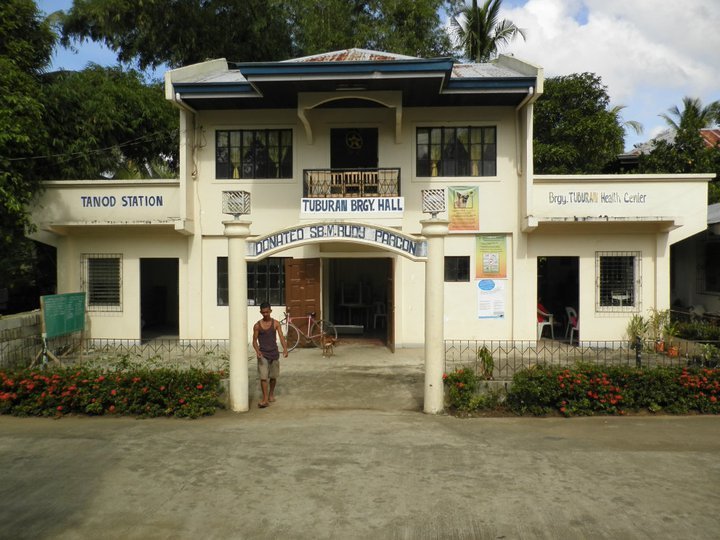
[280, 310, 337, 352]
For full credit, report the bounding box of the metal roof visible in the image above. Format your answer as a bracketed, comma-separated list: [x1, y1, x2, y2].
[168, 49, 540, 110]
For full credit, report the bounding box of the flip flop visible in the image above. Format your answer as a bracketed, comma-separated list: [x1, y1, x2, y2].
[258, 402, 269, 408]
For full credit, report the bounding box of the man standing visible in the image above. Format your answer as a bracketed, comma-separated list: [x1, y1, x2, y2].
[252, 302, 288, 408]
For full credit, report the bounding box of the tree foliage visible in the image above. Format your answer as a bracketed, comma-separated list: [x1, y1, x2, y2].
[59, 0, 460, 69]
[533, 73, 625, 174]
[38, 66, 178, 180]
[290, 0, 458, 58]
[638, 97, 720, 203]
[0, 0, 56, 308]
[60, 0, 294, 69]
[0, 0, 54, 248]
[450, 0, 525, 62]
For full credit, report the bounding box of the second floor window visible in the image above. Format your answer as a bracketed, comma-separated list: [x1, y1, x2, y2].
[417, 126, 496, 177]
[216, 129, 292, 179]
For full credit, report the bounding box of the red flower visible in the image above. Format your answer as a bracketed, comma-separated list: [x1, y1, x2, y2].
[711, 396, 717, 403]
[159, 386, 166, 391]
[108, 405, 116, 413]
[442, 373, 448, 380]
[110, 389, 117, 396]
[56, 406, 63, 411]
[178, 398, 185, 404]
[560, 407, 566, 413]
[196, 384, 204, 390]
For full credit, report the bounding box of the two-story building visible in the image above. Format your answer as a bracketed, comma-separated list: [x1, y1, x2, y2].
[30, 49, 711, 348]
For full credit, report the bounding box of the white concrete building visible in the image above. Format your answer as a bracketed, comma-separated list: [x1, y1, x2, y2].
[31, 49, 711, 348]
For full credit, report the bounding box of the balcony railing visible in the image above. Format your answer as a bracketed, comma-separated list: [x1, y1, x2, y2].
[304, 168, 400, 198]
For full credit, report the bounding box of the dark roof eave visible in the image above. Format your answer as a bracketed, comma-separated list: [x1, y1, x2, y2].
[173, 82, 257, 95]
[228, 58, 456, 77]
[445, 78, 536, 92]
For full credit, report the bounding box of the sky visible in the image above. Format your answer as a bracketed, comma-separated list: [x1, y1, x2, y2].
[38, 0, 720, 151]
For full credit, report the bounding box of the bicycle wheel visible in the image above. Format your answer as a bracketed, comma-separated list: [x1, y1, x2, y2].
[310, 320, 337, 348]
[282, 323, 301, 352]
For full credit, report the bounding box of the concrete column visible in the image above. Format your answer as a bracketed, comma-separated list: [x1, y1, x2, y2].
[224, 220, 252, 412]
[421, 219, 450, 414]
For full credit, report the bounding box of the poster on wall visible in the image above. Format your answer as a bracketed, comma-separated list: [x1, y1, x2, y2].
[448, 186, 479, 231]
[477, 279, 506, 319]
[475, 234, 507, 279]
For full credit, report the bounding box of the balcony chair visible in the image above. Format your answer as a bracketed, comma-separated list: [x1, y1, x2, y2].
[537, 307, 555, 340]
[565, 306, 579, 344]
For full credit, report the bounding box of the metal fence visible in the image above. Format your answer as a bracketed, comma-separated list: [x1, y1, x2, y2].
[445, 339, 719, 380]
[2, 338, 230, 371]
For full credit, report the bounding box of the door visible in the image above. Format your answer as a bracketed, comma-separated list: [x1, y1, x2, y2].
[140, 258, 179, 339]
[284, 258, 321, 320]
[331, 128, 378, 169]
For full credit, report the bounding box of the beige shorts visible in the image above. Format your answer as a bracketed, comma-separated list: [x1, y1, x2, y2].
[257, 357, 280, 380]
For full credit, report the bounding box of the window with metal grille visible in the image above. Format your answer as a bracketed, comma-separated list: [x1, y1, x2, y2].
[416, 126, 496, 177]
[216, 129, 292, 179]
[81, 254, 122, 311]
[698, 234, 720, 294]
[596, 252, 641, 311]
[217, 257, 287, 306]
[444, 256, 470, 282]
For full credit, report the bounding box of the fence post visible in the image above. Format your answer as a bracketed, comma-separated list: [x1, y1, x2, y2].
[635, 336, 642, 368]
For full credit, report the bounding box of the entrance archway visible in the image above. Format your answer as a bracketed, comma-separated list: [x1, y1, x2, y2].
[224, 219, 448, 414]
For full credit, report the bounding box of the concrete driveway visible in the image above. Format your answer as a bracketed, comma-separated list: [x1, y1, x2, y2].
[1, 343, 718, 539]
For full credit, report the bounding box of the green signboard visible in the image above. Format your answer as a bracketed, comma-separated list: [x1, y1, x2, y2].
[41, 293, 86, 339]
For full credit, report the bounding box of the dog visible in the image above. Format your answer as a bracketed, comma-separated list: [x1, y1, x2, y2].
[320, 335, 337, 357]
[455, 192, 471, 208]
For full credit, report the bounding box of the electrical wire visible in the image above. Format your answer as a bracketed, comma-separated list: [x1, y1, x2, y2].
[7, 129, 179, 162]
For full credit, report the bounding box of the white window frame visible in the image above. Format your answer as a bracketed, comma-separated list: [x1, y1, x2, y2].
[81, 254, 123, 312]
[595, 251, 641, 313]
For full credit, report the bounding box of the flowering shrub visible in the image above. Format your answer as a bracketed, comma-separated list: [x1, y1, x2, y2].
[442, 367, 478, 411]
[0, 366, 224, 418]
[506, 365, 720, 416]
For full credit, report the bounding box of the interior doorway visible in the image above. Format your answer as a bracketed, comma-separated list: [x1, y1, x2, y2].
[327, 258, 393, 347]
[537, 256, 579, 340]
[140, 258, 179, 339]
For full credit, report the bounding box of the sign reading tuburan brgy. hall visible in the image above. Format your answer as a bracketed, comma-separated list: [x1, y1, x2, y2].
[247, 222, 427, 261]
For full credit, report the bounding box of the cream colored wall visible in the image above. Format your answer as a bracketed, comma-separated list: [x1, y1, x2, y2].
[29, 99, 711, 345]
[40, 229, 188, 340]
[187, 104, 522, 347]
[526, 232, 660, 341]
[190, 106, 520, 237]
[32, 180, 181, 225]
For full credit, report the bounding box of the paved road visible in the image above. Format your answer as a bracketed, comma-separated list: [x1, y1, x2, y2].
[1, 344, 718, 539]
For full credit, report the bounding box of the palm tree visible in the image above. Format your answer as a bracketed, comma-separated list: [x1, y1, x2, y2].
[610, 105, 643, 136]
[451, 0, 526, 62]
[660, 96, 720, 132]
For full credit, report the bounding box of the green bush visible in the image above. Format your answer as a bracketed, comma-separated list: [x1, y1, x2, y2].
[0, 365, 224, 418]
[443, 367, 478, 411]
[675, 320, 720, 341]
[506, 365, 720, 416]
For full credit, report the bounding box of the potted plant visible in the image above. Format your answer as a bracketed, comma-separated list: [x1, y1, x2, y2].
[664, 321, 680, 357]
[648, 308, 669, 352]
[626, 314, 648, 350]
[477, 346, 494, 380]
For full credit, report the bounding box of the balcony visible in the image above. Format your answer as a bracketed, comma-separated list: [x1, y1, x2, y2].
[304, 168, 400, 198]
